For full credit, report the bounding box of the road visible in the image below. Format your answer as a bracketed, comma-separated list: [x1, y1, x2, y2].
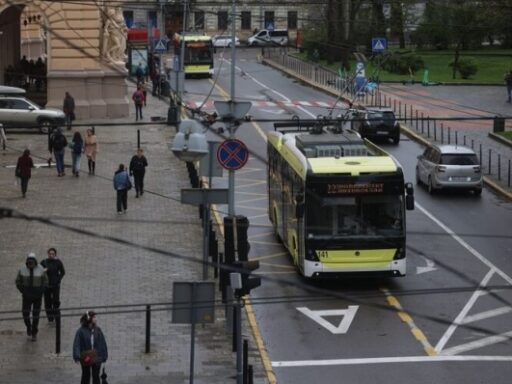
[183, 48, 512, 383]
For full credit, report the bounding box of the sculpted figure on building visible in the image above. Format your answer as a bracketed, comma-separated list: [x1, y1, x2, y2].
[102, 7, 127, 64]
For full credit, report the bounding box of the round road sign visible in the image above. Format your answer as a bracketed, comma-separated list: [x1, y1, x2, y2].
[217, 139, 249, 171]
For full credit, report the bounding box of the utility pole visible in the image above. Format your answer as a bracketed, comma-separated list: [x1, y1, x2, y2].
[228, 0, 236, 216]
[177, 0, 188, 113]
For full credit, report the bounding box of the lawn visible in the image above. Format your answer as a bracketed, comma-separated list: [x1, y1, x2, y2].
[497, 131, 512, 141]
[293, 49, 512, 84]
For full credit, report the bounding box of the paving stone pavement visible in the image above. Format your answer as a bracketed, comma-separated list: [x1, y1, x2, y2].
[0, 87, 268, 384]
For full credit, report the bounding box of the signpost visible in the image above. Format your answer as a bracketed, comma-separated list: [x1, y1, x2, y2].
[371, 37, 387, 53]
[173, 282, 215, 384]
[217, 139, 249, 171]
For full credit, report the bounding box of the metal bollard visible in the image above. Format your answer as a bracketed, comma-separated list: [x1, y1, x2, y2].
[463, 135, 466, 146]
[393, 99, 396, 112]
[488, 149, 492, 175]
[448, 127, 451, 144]
[434, 120, 437, 141]
[137, 129, 141, 149]
[55, 312, 61, 354]
[232, 305, 237, 352]
[243, 339, 249, 384]
[471, 139, 474, 150]
[508, 160, 511, 187]
[416, 110, 419, 131]
[455, 131, 458, 146]
[479, 144, 482, 166]
[399, 101, 402, 117]
[427, 117, 430, 138]
[404, 104, 407, 122]
[421, 112, 424, 134]
[145, 305, 151, 353]
[441, 123, 444, 144]
[248, 365, 254, 384]
[410, 105, 413, 124]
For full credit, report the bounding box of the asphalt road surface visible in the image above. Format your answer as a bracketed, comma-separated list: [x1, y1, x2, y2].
[182, 48, 512, 384]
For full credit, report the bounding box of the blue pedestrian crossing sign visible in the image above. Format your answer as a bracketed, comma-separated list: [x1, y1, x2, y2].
[154, 39, 168, 53]
[372, 37, 387, 53]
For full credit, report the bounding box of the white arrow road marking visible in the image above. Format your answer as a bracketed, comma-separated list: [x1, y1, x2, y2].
[416, 255, 437, 275]
[296, 306, 359, 334]
[259, 108, 285, 115]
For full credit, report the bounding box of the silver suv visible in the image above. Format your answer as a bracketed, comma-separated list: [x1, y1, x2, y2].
[416, 145, 482, 196]
[0, 86, 65, 133]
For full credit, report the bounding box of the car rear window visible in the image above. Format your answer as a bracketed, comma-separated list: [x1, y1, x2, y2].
[440, 154, 478, 165]
[368, 111, 395, 122]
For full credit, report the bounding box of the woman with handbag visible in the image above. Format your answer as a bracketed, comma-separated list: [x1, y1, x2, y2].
[84, 129, 98, 175]
[73, 311, 108, 384]
[16, 149, 34, 198]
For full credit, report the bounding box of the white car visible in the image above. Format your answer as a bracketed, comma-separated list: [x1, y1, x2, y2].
[212, 35, 240, 48]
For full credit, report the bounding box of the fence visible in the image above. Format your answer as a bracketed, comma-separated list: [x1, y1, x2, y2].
[263, 48, 512, 191]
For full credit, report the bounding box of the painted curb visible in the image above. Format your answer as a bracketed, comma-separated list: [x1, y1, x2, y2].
[488, 132, 512, 149]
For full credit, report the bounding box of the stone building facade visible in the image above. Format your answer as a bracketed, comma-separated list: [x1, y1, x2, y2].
[0, 1, 129, 118]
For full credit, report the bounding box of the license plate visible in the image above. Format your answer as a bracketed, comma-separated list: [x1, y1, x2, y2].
[376, 131, 389, 135]
[449, 176, 470, 181]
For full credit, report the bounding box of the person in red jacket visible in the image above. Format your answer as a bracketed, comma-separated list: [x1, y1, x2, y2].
[16, 149, 34, 198]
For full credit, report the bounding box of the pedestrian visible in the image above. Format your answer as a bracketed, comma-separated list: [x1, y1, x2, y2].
[84, 128, 98, 175]
[141, 82, 147, 106]
[15, 149, 34, 198]
[41, 248, 65, 324]
[63, 92, 76, 130]
[73, 311, 108, 384]
[505, 70, 512, 103]
[132, 85, 145, 121]
[113, 163, 131, 214]
[129, 148, 148, 198]
[70, 131, 84, 177]
[135, 62, 144, 84]
[49, 128, 68, 177]
[15, 253, 48, 341]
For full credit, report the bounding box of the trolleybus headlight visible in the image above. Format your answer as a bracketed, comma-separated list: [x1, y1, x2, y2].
[393, 248, 405, 260]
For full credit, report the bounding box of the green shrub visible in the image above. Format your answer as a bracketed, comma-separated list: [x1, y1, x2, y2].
[449, 57, 478, 79]
[381, 53, 424, 75]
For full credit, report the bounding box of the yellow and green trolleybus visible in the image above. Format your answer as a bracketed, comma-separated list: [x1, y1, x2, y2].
[182, 35, 214, 77]
[267, 122, 415, 278]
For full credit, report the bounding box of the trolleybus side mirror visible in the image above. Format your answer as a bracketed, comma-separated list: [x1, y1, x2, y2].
[405, 182, 415, 210]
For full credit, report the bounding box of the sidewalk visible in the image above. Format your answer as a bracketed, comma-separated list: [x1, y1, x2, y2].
[0, 86, 267, 383]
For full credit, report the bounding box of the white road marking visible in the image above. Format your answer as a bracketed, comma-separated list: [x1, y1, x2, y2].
[416, 255, 437, 275]
[461, 307, 512, 325]
[440, 331, 512, 356]
[434, 269, 495, 353]
[260, 108, 285, 115]
[272, 355, 512, 368]
[296, 306, 359, 335]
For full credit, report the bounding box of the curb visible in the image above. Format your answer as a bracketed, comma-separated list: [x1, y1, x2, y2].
[264, 56, 512, 201]
[488, 131, 512, 149]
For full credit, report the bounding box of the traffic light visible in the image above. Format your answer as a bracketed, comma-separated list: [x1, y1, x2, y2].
[234, 215, 250, 262]
[232, 260, 261, 297]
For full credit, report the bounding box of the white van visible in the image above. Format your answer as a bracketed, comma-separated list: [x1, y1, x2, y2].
[248, 29, 289, 46]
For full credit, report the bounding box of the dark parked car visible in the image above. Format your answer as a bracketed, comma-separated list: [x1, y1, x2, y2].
[351, 107, 400, 144]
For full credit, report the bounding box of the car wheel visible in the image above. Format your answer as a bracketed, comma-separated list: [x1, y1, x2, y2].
[428, 176, 435, 195]
[392, 135, 400, 145]
[38, 119, 52, 134]
[474, 188, 482, 197]
[416, 168, 422, 185]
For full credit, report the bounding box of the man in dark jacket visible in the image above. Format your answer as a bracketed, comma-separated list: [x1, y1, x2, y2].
[129, 148, 148, 198]
[15, 253, 49, 341]
[113, 163, 131, 214]
[49, 128, 68, 177]
[73, 311, 108, 384]
[63, 92, 75, 130]
[41, 248, 65, 323]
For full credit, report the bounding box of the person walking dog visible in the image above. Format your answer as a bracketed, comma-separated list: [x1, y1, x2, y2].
[113, 164, 131, 214]
[15, 253, 48, 341]
[41, 248, 65, 323]
[129, 148, 148, 198]
[73, 311, 108, 384]
[15, 149, 34, 198]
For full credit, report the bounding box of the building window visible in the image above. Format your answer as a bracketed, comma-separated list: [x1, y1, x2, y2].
[195, 11, 205, 30]
[123, 11, 134, 28]
[264, 11, 274, 30]
[288, 11, 297, 30]
[241, 11, 251, 30]
[218, 11, 228, 30]
[148, 11, 157, 29]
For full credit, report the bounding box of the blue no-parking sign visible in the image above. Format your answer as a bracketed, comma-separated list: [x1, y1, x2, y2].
[217, 139, 249, 171]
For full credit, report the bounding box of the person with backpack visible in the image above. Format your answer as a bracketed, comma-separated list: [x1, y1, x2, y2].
[132, 85, 145, 121]
[70, 131, 84, 177]
[73, 311, 108, 384]
[113, 164, 131, 214]
[129, 148, 148, 198]
[15, 253, 48, 341]
[15, 149, 34, 198]
[49, 128, 68, 177]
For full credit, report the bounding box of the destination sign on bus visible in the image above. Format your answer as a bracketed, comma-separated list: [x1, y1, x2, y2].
[187, 42, 208, 48]
[326, 182, 385, 195]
